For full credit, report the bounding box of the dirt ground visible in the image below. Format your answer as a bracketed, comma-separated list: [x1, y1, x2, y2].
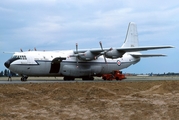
[0, 80, 179, 120]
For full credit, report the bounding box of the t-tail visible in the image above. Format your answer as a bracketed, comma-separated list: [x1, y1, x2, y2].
[121, 22, 139, 48]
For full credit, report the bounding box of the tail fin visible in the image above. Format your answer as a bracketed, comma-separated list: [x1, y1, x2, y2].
[121, 22, 139, 48]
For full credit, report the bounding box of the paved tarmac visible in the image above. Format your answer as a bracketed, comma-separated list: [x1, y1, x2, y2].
[0, 76, 179, 84]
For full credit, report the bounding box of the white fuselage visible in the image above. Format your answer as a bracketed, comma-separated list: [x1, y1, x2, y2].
[4, 22, 173, 81]
[5, 50, 140, 77]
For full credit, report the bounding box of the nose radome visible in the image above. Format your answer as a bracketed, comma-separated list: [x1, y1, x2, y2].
[4, 60, 10, 68]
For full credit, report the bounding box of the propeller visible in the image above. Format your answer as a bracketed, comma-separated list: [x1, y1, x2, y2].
[99, 41, 107, 63]
[97, 41, 112, 64]
[69, 43, 81, 67]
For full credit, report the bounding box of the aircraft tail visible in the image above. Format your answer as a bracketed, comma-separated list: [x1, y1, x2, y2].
[121, 22, 139, 48]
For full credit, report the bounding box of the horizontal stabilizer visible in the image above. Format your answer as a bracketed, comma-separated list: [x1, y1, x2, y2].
[130, 53, 166, 57]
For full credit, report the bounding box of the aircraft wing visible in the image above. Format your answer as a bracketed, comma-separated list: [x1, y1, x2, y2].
[76, 45, 173, 53]
[116, 46, 174, 52]
[72, 45, 173, 60]
[130, 53, 166, 57]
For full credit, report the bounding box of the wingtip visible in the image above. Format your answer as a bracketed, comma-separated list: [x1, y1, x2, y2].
[169, 46, 175, 48]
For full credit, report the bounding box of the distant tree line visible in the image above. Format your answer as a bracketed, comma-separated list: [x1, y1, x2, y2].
[157, 72, 179, 76]
[1, 69, 178, 77]
[0, 69, 18, 77]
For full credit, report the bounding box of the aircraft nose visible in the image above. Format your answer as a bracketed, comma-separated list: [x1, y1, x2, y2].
[4, 60, 10, 68]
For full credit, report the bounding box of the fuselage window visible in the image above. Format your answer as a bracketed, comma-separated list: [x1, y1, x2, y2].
[13, 55, 27, 60]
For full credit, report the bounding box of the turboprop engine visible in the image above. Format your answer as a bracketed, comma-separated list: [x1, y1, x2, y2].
[105, 49, 125, 59]
[78, 50, 96, 61]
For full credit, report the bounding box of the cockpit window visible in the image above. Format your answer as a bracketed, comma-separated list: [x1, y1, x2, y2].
[13, 55, 27, 60]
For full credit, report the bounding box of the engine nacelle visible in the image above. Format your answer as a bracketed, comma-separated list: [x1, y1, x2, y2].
[79, 50, 95, 61]
[105, 49, 124, 59]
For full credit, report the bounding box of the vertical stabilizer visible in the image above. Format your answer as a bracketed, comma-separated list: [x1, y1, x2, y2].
[121, 22, 139, 48]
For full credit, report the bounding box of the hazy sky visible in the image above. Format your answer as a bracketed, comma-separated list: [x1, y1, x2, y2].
[0, 0, 178, 74]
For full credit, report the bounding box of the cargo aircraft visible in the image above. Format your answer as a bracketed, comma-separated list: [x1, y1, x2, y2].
[4, 22, 173, 81]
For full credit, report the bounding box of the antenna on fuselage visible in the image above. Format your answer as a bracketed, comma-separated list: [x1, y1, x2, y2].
[34, 47, 37, 51]
[20, 49, 23, 52]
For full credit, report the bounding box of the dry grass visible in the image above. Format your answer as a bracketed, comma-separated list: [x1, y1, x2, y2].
[0, 80, 179, 120]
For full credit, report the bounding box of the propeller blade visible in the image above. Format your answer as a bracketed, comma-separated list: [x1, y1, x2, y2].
[76, 43, 78, 53]
[99, 41, 103, 50]
[99, 41, 107, 64]
[107, 48, 113, 52]
[76, 43, 79, 67]
[103, 55, 107, 63]
[76, 57, 79, 68]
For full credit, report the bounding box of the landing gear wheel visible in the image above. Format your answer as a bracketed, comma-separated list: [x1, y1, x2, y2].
[116, 77, 119, 81]
[102, 77, 106, 80]
[90, 76, 94, 81]
[21, 76, 28, 81]
[63, 76, 75, 81]
[82, 76, 94, 81]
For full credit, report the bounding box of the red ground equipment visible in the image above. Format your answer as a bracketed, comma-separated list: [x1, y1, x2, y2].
[102, 70, 126, 81]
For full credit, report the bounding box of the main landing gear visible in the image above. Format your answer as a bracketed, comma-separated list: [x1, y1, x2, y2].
[21, 76, 28, 81]
[82, 76, 94, 81]
[63, 76, 75, 81]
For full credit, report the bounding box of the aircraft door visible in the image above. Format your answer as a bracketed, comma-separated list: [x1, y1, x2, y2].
[49, 57, 66, 73]
[23, 56, 33, 74]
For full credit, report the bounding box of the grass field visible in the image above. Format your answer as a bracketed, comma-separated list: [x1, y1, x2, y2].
[0, 78, 179, 119]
